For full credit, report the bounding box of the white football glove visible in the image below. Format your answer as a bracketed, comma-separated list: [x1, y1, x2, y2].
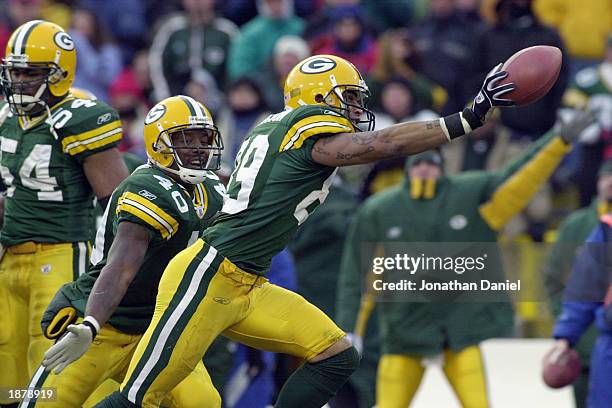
[42, 316, 100, 374]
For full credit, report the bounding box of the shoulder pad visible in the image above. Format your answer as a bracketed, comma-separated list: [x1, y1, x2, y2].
[279, 105, 354, 152]
[53, 98, 122, 156]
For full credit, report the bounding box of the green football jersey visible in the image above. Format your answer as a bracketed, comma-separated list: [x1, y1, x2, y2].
[0, 96, 122, 246]
[203, 105, 354, 275]
[64, 164, 226, 333]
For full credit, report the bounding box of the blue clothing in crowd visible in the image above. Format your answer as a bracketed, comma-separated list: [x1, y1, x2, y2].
[553, 216, 612, 408]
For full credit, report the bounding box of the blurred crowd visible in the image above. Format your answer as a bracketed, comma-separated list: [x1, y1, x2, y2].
[1, 0, 609, 242]
[1, 0, 610, 406]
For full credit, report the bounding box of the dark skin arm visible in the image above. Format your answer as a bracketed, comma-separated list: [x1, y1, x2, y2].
[311, 120, 448, 167]
[83, 148, 130, 199]
[85, 221, 150, 326]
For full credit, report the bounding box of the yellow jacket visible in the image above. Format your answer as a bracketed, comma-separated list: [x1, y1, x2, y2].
[533, 0, 612, 59]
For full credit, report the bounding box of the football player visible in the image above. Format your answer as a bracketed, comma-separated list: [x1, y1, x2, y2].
[20, 96, 226, 407]
[0, 20, 129, 406]
[93, 54, 516, 408]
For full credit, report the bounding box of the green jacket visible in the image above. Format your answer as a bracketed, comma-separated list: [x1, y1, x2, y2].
[336, 130, 567, 355]
[544, 200, 600, 363]
[228, 16, 304, 81]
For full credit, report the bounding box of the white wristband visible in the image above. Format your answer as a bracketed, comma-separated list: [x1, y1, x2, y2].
[83, 316, 101, 333]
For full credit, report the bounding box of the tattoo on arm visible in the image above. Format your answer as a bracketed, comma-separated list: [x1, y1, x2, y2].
[351, 132, 379, 146]
[426, 121, 441, 130]
[336, 146, 375, 160]
[313, 145, 330, 156]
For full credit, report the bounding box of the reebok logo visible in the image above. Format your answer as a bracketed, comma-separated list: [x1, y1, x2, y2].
[138, 190, 157, 200]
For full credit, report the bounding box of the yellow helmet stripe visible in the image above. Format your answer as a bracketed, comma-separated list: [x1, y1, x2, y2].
[12, 20, 44, 56]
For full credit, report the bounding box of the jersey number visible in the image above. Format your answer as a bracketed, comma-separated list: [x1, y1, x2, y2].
[154, 175, 189, 213]
[223, 134, 269, 214]
[0, 143, 62, 201]
[293, 169, 337, 225]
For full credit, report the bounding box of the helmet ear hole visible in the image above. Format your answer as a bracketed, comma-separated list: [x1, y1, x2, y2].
[314, 94, 324, 103]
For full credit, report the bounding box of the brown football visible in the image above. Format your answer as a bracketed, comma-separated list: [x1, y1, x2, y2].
[499, 45, 562, 106]
[542, 347, 582, 389]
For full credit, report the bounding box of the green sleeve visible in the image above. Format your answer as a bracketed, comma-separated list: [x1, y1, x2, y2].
[335, 202, 377, 332]
[115, 178, 181, 241]
[56, 99, 122, 163]
[201, 172, 227, 221]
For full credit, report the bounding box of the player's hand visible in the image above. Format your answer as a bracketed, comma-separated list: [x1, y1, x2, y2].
[42, 317, 99, 374]
[41, 286, 78, 340]
[347, 333, 363, 355]
[558, 109, 597, 144]
[471, 63, 516, 121]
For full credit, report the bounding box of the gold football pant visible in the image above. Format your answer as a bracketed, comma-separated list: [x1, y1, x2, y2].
[19, 323, 219, 408]
[0, 242, 88, 404]
[376, 346, 489, 408]
[117, 239, 345, 408]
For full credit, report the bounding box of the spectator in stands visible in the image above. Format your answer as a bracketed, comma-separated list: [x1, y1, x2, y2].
[337, 111, 593, 408]
[227, 0, 304, 81]
[473, 0, 569, 140]
[533, 0, 612, 76]
[185, 68, 226, 119]
[70, 7, 123, 102]
[360, 77, 439, 199]
[545, 213, 612, 408]
[216, 77, 270, 175]
[563, 34, 612, 207]
[255, 35, 310, 113]
[544, 159, 612, 408]
[304, 0, 358, 46]
[315, 5, 378, 75]
[80, 0, 147, 63]
[130, 50, 155, 107]
[360, 0, 413, 32]
[222, 0, 316, 27]
[108, 72, 149, 160]
[410, 0, 475, 115]
[149, 0, 237, 100]
[0, 0, 43, 57]
[369, 29, 446, 113]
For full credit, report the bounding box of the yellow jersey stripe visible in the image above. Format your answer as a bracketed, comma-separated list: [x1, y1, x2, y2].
[61, 120, 122, 150]
[279, 115, 352, 151]
[65, 128, 123, 155]
[121, 192, 178, 229]
[116, 192, 178, 239]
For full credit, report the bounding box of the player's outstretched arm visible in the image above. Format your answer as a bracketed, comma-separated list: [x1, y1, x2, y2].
[312, 63, 515, 167]
[42, 222, 150, 374]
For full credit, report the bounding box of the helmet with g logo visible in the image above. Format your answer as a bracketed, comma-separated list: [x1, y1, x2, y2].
[0, 20, 76, 115]
[144, 95, 223, 185]
[284, 54, 375, 131]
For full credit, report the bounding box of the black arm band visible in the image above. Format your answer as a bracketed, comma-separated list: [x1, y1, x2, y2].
[98, 195, 110, 211]
[440, 109, 484, 141]
[82, 320, 98, 339]
[461, 108, 483, 131]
